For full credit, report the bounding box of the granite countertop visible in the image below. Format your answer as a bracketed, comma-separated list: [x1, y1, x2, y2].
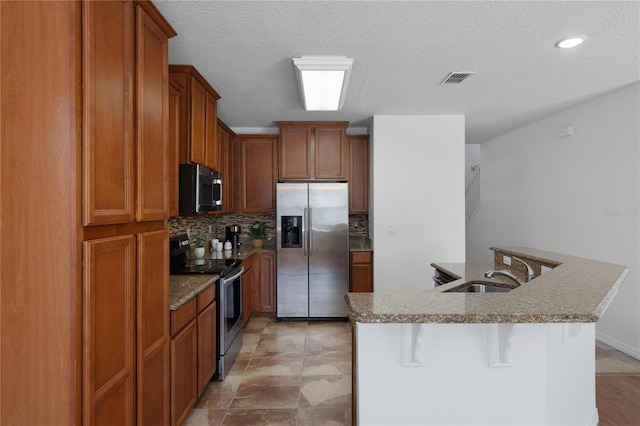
[170, 274, 218, 310]
[169, 243, 276, 310]
[350, 237, 372, 251]
[344, 247, 628, 324]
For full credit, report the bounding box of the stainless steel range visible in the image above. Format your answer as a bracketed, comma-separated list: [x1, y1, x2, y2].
[169, 234, 244, 381]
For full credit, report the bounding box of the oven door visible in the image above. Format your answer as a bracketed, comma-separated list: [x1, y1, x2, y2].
[218, 267, 244, 354]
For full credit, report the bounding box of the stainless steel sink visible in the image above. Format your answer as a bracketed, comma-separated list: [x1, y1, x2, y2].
[444, 281, 514, 293]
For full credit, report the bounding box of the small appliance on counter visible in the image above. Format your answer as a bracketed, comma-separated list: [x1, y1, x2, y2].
[225, 225, 241, 249]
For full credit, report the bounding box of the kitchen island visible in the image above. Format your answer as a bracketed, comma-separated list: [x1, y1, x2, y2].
[345, 247, 628, 426]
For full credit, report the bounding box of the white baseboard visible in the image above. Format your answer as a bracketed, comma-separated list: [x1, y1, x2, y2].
[587, 407, 599, 426]
[596, 331, 640, 360]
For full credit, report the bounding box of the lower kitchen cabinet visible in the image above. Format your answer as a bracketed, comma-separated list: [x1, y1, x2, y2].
[170, 285, 217, 426]
[170, 315, 197, 426]
[257, 252, 276, 313]
[242, 255, 256, 326]
[196, 294, 217, 395]
[350, 251, 373, 292]
[137, 230, 170, 426]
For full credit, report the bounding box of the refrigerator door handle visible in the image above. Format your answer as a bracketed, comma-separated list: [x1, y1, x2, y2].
[303, 207, 308, 256]
[308, 208, 313, 256]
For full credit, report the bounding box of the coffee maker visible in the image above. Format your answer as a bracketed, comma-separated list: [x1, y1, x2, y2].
[225, 225, 241, 249]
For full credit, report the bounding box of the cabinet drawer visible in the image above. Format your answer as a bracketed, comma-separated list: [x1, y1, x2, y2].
[171, 297, 197, 337]
[197, 284, 216, 312]
[351, 251, 372, 265]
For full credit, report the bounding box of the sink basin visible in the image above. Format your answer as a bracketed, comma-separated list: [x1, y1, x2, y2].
[444, 281, 514, 293]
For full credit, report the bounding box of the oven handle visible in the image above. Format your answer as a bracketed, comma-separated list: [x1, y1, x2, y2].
[221, 266, 244, 284]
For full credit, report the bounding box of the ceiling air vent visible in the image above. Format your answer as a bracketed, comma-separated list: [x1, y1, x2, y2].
[440, 72, 475, 85]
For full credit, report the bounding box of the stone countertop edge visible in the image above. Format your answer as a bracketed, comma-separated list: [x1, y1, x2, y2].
[344, 246, 629, 325]
[170, 244, 276, 310]
[349, 237, 372, 251]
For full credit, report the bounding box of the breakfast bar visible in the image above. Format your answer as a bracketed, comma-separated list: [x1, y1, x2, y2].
[345, 247, 628, 426]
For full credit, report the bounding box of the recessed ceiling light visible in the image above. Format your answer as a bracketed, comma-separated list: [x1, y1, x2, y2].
[293, 56, 354, 111]
[555, 36, 585, 49]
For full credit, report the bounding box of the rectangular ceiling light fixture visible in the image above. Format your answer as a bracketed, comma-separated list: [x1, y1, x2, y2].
[293, 56, 354, 111]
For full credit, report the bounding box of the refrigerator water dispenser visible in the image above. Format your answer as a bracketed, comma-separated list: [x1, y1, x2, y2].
[281, 216, 302, 248]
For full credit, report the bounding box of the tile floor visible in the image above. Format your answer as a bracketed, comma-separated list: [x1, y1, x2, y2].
[184, 317, 640, 425]
[596, 340, 640, 374]
[184, 317, 352, 426]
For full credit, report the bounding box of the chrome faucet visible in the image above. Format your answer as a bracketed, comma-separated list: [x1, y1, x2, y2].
[512, 257, 536, 282]
[484, 269, 523, 286]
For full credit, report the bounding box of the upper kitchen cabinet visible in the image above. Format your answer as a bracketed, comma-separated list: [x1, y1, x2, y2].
[83, 0, 175, 225]
[348, 135, 369, 214]
[168, 76, 183, 218]
[169, 65, 221, 171]
[277, 122, 349, 181]
[217, 120, 236, 214]
[82, 0, 135, 225]
[236, 135, 277, 214]
[135, 2, 174, 221]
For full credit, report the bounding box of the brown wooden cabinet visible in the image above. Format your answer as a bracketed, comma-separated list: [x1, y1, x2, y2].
[1, 1, 176, 424]
[277, 122, 349, 180]
[83, 0, 171, 224]
[82, 0, 135, 226]
[236, 135, 278, 214]
[196, 293, 217, 395]
[83, 235, 137, 426]
[218, 120, 236, 214]
[242, 254, 256, 326]
[350, 251, 373, 292]
[83, 1, 175, 425]
[205, 92, 220, 171]
[170, 301, 198, 426]
[169, 284, 217, 426]
[168, 76, 183, 218]
[255, 252, 276, 313]
[137, 230, 170, 426]
[349, 135, 369, 214]
[169, 65, 221, 170]
[136, 3, 170, 222]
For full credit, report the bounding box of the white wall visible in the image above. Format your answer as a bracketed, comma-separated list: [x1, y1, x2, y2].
[372, 116, 466, 293]
[467, 83, 640, 358]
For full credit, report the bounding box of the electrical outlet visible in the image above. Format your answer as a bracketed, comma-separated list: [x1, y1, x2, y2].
[387, 225, 397, 235]
[209, 225, 213, 233]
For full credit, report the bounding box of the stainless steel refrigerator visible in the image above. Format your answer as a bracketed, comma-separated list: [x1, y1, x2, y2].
[276, 182, 349, 319]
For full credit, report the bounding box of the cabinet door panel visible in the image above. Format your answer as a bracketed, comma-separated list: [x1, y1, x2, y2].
[279, 126, 312, 179]
[349, 136, 369, 213]
[170, 320, 198, 426]
[258, 253, 276, 312]
[190, 77, 206, 165]
[137, 230, 170, 426]
[83, 235, 136, 426]
[204, 92, 219, 170]
[315, 126, 347, 179]
[197, 301, 217, 395]
[82, 0, 134, 225]
[136, 5, 169, 221]
[239, 136, 277, 213]
[168, 77, 182, 218]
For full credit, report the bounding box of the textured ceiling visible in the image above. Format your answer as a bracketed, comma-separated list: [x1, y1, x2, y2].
[155, 0, 640, 144]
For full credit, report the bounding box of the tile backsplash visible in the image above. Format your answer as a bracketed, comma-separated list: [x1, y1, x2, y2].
[168, 213, 369, 243]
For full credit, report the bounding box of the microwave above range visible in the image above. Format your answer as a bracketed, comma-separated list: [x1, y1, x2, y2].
[179, 163, 222, 214]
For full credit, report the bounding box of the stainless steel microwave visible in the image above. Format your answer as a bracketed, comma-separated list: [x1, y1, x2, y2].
[179, 163, 222, 213]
